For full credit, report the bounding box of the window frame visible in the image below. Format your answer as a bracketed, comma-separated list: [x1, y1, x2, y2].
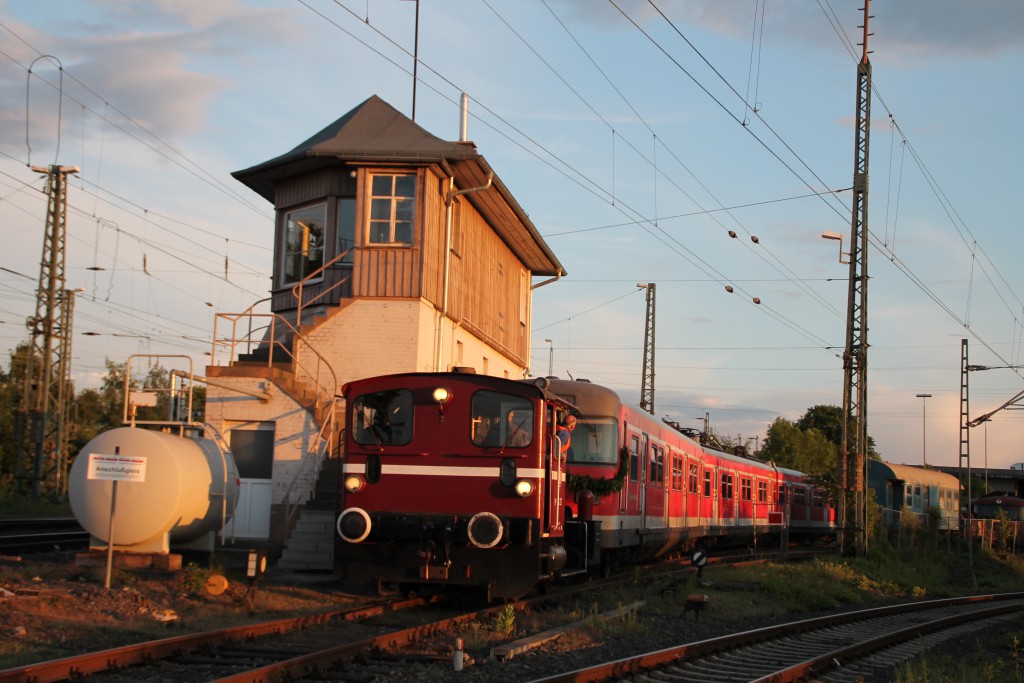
[282, 202, 327, 285]
[367, 172, 417, 246]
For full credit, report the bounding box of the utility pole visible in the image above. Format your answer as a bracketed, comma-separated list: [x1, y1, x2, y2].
[915, 393, 931, 466]
[959, 338, 975, 584]
[638, 283, 656, 414]
[13, 164, 79, 498]
[838, 2, 872, 556]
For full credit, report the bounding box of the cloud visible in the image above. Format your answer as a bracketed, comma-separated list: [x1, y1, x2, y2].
[550, 0, 1023, 62]
[1, 0, 303, 160]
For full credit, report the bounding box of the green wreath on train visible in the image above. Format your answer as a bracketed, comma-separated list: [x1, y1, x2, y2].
[567, 445, 631, 498]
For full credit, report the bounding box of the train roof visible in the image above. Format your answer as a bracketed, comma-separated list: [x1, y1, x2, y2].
[870, 461, 959, 488]
[343, 371, 577, 410]
[529, 377, 622, 416]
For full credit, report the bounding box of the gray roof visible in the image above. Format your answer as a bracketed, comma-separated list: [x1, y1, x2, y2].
[233, 95, 564, 277]
[871, 461, 959, 488]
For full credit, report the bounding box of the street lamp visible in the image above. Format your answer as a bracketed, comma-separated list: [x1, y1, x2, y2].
[915, 393, 932, 466]
[821, 230, 850, 264]
[543, 339, 553, 377]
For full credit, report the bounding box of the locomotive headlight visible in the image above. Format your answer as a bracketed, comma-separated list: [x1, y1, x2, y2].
[344, 475, 365, 493]
[432, 386, 452, 404]
[514, 479, 534, 497]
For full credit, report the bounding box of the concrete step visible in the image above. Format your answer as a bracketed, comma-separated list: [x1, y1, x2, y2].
[277, 509, 335, 571]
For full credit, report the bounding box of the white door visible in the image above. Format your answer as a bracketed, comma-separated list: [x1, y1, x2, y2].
[234, 479, 273, 538]
[228, 422, 275, 540]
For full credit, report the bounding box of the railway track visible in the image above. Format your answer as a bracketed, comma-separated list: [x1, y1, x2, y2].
[0, 593, 467, 683]
[0, 518, 88, 554]
[525, 592, 1024, 682]
[0, 548, 835, 683]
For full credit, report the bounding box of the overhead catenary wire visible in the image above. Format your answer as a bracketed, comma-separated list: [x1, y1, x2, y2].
[1, 3, 1017, 410]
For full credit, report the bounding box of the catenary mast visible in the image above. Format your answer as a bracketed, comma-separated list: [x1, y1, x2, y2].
[838, 2, 873, 556]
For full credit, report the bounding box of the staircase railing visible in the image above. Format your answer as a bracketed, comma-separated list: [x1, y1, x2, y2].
[212, 301, 343, 531]
[292, 248, 353, 329]
[213, 250, 354, 540]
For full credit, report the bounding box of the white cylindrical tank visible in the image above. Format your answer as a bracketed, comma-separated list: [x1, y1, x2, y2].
[69, 427, 239, 550]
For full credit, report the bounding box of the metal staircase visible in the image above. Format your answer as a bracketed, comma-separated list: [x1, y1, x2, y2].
[210, 254, 352, 570]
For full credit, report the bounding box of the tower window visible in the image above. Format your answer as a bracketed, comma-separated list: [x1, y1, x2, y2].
[369, 173, 416, 244]
[283, 203, 326, 283]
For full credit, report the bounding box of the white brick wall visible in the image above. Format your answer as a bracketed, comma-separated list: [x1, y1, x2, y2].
[205, 297, 530, 525]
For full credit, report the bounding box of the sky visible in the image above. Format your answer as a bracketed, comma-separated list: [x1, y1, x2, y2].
[1, 0, 1022, 470]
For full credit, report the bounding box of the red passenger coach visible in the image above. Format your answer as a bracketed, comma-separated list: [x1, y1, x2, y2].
[335, 371, 578, 601]
[541, 378, 831, 569]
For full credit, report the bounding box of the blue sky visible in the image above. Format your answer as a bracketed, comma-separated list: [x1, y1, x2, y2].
[1, 0, 1022, 470]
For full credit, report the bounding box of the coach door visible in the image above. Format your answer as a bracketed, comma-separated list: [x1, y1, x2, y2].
[625, 432, 641, 514]
[639, 435, 649, 530]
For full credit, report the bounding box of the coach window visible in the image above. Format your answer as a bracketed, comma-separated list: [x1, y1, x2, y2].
[720, 473, 734, 500]
[741, 477, 752, 502]
[813, 489, 823, 508]
[650, 446, 663, 486]
[629, 436, 639, 483]
[757, 480, 768, 503]
[671, 454, 683, 491]
[704, 470, 712, 497]
[777, 484, 786, 505]
[369, 173, 416, 244]
[794, 487, 807, 507]
[688, 462, 699, 494]
[283, 203, 326, 284]
[352, 389, 414, 446]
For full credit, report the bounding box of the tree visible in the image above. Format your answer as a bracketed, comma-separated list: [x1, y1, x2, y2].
[760, 417, 836, 476]
[796, 404, 878, 460]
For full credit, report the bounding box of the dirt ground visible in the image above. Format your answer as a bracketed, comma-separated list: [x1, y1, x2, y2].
[0, 550, 354, 669]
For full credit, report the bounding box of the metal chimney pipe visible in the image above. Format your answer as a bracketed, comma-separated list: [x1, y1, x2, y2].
[460, 93, 469, 142]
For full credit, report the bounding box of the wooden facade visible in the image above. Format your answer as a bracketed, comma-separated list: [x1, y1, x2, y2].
[233, 95, 564, 369]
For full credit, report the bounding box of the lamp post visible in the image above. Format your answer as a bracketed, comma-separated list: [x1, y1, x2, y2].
[915, 393, 932, 466]
[543, 338, 553, 377]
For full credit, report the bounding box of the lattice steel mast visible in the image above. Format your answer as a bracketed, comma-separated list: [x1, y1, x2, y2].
[638, 283, 656, 414]
[13, 164, 79, 498]
[838, 3, 873, 556]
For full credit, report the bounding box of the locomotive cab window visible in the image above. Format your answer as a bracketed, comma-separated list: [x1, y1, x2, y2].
[472, 390, 533, 448]
[352, 389, 414, 446]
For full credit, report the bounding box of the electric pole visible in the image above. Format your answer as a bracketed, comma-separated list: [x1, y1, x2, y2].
[838, 2, 872, 556]
[13, 164, 79, 498]
[638, 283, 655, 415]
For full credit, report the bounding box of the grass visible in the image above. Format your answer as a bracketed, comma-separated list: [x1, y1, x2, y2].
[0, 491, 72, 518]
